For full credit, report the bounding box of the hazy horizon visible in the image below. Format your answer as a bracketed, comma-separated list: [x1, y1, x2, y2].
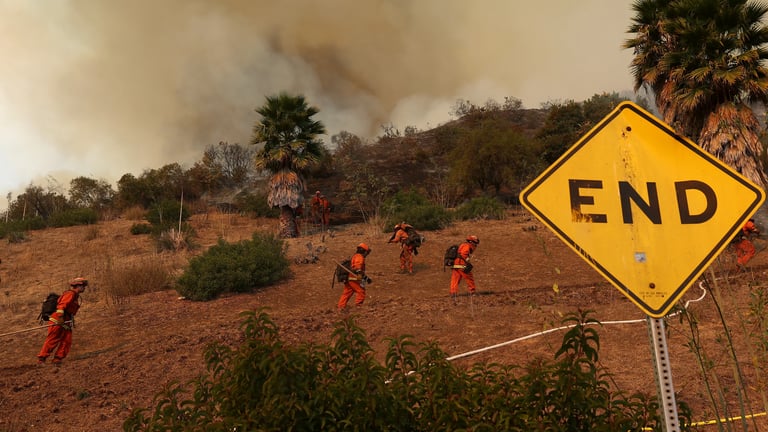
[0, 0, 637, 209]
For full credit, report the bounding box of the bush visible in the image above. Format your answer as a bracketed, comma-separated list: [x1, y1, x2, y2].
[146, 200, 190, 227]
[100, 256, 174, 305]
[6, 231, 27, 243]
[124, 310, 690, 431]
[154, 226, 197, 252]
[176, 232, 290, 301]
[383, 190, 451, 231]
[453, 196, 506, 220]
[234, 191, 280, 218]
[122, 205, 147, 221]
[0, 217, 46, 239]
[48, 208, 99, 227]
[130, 223, 152, 235]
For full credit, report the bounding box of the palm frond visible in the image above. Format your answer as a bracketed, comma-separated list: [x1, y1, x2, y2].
[699, 103, 767, 187]
[267, 170, 305, 209]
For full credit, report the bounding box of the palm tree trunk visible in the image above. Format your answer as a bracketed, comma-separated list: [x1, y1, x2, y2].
[279, 205, 298, 238]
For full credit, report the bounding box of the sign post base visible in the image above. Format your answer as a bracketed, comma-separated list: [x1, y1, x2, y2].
[648, 316, 681, 432]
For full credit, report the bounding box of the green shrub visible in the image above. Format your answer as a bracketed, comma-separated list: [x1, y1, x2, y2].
[6, 231, 26, 243]
[234, 191, 280, 218]
[48, 208, 99, 227]
[383, 190, 451, 231]
[176, 232, 290, 301]
[146, 200, 190, 227]
[0, 217, 46, 239]
[453, 196, 506, 220]
[129, 223, 152, 235]
[19, 216, 46, 231]
[124, 310, 690, 431]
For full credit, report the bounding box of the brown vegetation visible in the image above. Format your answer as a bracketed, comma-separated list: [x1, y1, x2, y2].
[1, 209, 768, 431]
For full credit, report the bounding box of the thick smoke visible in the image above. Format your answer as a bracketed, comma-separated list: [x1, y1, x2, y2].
[0, 0, 633, 200]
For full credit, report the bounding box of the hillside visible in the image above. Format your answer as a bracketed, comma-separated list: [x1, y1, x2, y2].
[313, 107, 551, 215]
[1, 209, 768, 431]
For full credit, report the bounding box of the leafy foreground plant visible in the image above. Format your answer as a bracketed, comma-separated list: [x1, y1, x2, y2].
[123, 310, 690, 431]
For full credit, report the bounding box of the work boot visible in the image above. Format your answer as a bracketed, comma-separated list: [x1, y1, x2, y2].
[36, 357, 46, 366]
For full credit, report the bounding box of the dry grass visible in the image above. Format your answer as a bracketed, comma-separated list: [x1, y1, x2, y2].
[97, 254, 176, 305]
[122, 205, 147, 221]
[83, 224, 100, 241]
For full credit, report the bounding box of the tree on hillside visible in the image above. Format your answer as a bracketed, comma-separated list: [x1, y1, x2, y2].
[536, 101, 586, 164]
[537, 93, 627, 164]
[450, 117, 542, 195]
[7, 184, 68, 221]
[625, 0, 768, 190]
[68, 176, 115, 211]
[250, 92, 326, 238]
[187, 142, 256, 194]
[115, 163, 188, 209]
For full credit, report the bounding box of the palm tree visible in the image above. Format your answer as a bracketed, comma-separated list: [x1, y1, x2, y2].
[251, 92, 326, 238]
[625, 0, 768, 189]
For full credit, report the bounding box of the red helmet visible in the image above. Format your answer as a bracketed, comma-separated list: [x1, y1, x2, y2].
[357, 243, 371, 252]
[466, 235, 479, 245]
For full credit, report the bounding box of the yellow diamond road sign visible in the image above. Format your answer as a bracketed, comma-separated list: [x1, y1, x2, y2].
[520, 102, 765, 317]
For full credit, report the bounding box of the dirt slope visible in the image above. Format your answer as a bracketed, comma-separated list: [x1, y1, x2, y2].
[1, 210, 767, 431]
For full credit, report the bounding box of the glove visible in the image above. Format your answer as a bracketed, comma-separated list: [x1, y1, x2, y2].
[365, 276, 373, 284]
[464, 262, 473, 273]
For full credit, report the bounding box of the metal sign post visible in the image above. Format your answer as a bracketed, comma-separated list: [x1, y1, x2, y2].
[519, 102, 765, 429]
[648, 317, 680, 432]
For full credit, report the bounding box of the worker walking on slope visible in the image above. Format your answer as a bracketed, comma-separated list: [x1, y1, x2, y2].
[319, 195, 331, 227]
[310, 191, 323, 226]
[735, 218, 760, 271]
[337, 243, 373, 310]
[388, 222, 416, 274]
[450, 235, 479, 303]
[37, 277, 88, 366]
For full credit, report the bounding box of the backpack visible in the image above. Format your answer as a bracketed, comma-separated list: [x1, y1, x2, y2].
[38, 292, 60, 323]
[443, 244, 459, 268]
[404, 226, 424, 248]
[335, 258, 352, 283]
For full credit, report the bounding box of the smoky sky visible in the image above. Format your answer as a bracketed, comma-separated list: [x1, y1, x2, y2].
[0, 0, 635, 202]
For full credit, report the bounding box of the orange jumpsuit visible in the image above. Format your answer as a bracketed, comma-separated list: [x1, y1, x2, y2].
[389, 227, 414, 273]
[450, 242, 476, 296]
[337, 252, 367, 309]
[320, 196, 331, 226]
[37, 289, 81, 364]
[736, 220, 759, 267]
[310, 193, 322, 225]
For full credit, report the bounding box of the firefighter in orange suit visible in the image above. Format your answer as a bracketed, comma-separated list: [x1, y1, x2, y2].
[388, 222, 414, 274]
[450, 235, 479, 301]
[319, 195, 331, 226]
[338, 243, 372, 309]
[37, 277, 88, 365]
[736, 218, 760, 269]
[310, 191, 323, 226]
